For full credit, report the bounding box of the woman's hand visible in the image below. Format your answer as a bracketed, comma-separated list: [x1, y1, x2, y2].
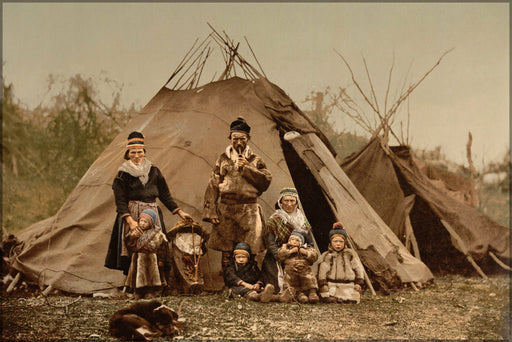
[252, 283, 261, 291]
[354, 284, 362, 293]
[125, 216, 143, 237]
[178, 210, 194, 222]
[299, 248, 309, 256]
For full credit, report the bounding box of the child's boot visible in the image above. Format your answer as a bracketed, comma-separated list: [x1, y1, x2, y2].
[308, 289, 319, 304]
[245, 290, 260, 301]
[270, 294, 281, 302]
[323, 296, 336, 303]
[260, 284, 275, 303]
[297, 291, 309, 303]
[279, 288, 294, 303]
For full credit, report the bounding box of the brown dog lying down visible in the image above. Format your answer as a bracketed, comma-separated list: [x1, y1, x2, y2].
[109, 300, 182, 341]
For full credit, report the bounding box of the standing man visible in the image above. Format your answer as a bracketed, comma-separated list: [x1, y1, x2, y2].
[203, 117, 272, 274]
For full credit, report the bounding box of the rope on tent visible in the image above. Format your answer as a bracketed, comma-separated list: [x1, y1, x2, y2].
[440, 219, 489, 281]
[489, 251, 511, 272]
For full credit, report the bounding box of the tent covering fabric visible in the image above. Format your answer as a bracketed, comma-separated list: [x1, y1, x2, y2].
[286, 133, 433, 286]
[340, 137, 510, 273]
[11, 77, 433, 294]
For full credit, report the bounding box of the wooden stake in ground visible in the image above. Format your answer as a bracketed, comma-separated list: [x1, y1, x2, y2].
[441, 219, 489, 281]
[466, 132, 477, 207]
[6, 272, 21, 294]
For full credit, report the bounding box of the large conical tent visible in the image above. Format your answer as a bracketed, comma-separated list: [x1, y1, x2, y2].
[340, 137, 510, 274]
[10, 29, 433, 294]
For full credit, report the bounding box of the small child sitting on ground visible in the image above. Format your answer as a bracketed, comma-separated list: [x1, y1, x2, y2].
[125, 208, 169, 299]
[276, 231, 320, 303]
[224, 242, 275, 302]
[317, 222, 365, 303]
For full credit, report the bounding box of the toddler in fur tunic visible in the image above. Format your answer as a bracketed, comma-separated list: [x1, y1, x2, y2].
[276, 231, 320, 303]
[125, 208, 168, 299]
[317, 222, 365, 303]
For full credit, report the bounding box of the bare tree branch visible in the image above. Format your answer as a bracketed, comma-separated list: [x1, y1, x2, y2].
[363, 56, 380, 114]
[334, 49, 380, 116]
[384, 51, 395, 116]
[387, 48, 453, 120]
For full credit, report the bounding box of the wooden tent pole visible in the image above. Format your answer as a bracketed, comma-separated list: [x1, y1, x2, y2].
[346, 235, 376, 296]
[405, 215, 421, 260]
[440, 220, 489, 281]
[489, 251, 511, 271]
[6, 272, 21, 294]
[410, 282, 419, 292]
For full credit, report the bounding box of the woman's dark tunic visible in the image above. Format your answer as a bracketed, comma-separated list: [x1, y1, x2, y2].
[104, 166, 179, 274]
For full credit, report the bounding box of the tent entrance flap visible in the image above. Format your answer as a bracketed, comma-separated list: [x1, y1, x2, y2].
[283, 131, 434, 288]
[281, 138, 336, 252]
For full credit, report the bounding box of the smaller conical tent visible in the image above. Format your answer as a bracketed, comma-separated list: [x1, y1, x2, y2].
[9, 29, 433, 294]
[340, 137, 510, 274]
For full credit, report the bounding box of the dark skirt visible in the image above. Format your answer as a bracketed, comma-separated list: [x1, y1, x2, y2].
[261, 251, 281, 293]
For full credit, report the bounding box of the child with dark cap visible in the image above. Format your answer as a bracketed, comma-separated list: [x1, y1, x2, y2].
[317, 222, 365, 303]
[276, 231, 320, 303]
[224, 242, 275, 302]
[124, 208, 169, 299]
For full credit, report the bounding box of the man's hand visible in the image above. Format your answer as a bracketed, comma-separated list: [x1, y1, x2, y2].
[252, 283, 261, 291]
[237, 155, 248, 170]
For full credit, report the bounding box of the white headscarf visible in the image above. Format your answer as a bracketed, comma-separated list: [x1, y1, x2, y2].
[270, 188, 308, 232]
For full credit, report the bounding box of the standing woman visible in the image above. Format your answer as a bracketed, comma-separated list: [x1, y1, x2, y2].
[105, 131, 192, 279]
[261, 187, 315, 293]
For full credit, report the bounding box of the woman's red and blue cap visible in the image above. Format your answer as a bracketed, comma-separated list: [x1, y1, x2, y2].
[126, 131, 144, 149]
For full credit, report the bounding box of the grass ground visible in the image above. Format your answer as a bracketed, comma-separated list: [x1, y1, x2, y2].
[1, 275, 509, 341]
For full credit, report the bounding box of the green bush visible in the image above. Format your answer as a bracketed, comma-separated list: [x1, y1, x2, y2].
[2, 75, 137, 233]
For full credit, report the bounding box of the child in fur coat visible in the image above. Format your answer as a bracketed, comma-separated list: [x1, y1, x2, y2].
[276, 231, 320, 303]
[224, 242, 275, 302]
[317, 222, 365, 303]
[125, 208, 168, 299]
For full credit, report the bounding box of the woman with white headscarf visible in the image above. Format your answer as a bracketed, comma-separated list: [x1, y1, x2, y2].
[261, 187, 315, 294]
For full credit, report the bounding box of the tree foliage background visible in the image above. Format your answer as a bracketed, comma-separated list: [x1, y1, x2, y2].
[2, 75, 137, 232]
